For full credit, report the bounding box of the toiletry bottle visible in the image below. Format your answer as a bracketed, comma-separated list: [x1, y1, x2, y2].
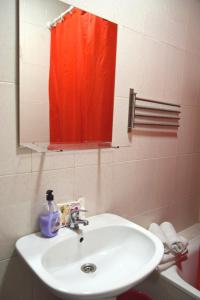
[39, 190, 60, 238]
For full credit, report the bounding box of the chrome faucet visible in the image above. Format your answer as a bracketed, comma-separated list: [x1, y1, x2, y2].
[68, 207, 89, 230]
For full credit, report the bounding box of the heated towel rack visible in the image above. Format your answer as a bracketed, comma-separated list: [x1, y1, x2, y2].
[128, 89, 181, 131]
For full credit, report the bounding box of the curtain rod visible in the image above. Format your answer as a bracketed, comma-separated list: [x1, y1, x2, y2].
[47, 5, 74, 29]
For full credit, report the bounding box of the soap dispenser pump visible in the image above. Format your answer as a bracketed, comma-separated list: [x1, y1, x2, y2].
[39, 190, 60, 238]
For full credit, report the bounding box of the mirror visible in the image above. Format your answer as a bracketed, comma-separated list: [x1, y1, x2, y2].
[19, 0, 121, 151]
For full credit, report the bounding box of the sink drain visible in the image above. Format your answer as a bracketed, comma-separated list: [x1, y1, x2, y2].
[81, 263, 97, 273]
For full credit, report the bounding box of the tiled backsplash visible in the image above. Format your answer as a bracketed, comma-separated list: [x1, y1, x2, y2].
[0, 0, 200, 299]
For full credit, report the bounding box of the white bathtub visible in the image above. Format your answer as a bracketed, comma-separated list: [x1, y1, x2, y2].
[161, 224, 200, 300]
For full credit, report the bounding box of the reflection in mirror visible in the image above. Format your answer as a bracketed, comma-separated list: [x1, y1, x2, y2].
[19, 0, 117, 151]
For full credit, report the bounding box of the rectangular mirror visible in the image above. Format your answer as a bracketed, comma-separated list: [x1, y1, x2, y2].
[19, 0, 128, 152]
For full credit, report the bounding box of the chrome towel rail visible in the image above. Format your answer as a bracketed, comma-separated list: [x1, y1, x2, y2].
[128, 89, 181, 131]
[134, 122, 180, 127]
[135, 113, 180, 120]
[136, 97, 180, 107]
[135, 105, 180, 113]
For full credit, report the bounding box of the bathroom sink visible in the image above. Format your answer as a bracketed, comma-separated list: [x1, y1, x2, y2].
[16, 213, 164, 300]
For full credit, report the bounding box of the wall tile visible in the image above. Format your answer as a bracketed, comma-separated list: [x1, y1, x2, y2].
[166, 18, 187, 49]
[180, 53, 200, 106]
[176, 154, 200, 201]
[132, 195, 198, 232]
[32, 151, 75, 172]
[0, 83, 31, 175]
[112, 98, 130, 147]
[185, 0, 200, 55]
[115, 27, 144, 98]
[74, 164, 112, 216]
[177, 106, 198, 154]
[132, 130, 178, 160]
[0, 201, 32, 260]
[114, 0, 147, 33]
[112, 159, 157, 217]
[164, 45, 184, 103]
[113, 130, 177, 163]
[131, 205, 172, 229]
[140, 38, 167, 100]
[30, 168, 75, 229]
[170, 195, 199, 231]
[75, 149, 113, 167]
[143, 0, 168, 18]
[152, 133, 178, 158]
[0, 173, 32, 207]
[113, 146, 137, 163]
[194, 107, 200, 153]
[165, 0, 191, 23]
[144, 10, 187, 49]
[155, 157, 177, 208]
[144, 13, 169, 44]
[0, 0, 16, 83]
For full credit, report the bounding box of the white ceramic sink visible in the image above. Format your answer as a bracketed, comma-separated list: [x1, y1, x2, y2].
[16, 214, 164, 300]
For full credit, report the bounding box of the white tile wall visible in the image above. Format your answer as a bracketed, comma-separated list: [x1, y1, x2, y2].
[74, 149, 113, 167]
[31, 151, 75, 171]
[0, 83, 31, 175]
[164, 45, 184, 103]
[114, 27, 144, 98]
[177, 106, 198, 154]
[181, 52, 200, 106]
[112, 159, 158, 217]
[0, 1, 16, 83]
[140, 38, 167, 100]
[1, 0, 200, 299]
[74, 164, 113, 216]
[112, 98, 130, 146]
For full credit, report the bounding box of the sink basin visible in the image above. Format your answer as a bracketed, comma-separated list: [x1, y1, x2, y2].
[16, 213, 164, 300]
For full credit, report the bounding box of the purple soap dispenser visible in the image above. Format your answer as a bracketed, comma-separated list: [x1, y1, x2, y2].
[39, 190, 60, 238]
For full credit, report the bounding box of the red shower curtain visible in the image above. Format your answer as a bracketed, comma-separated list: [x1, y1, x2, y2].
[49, 8, 117, 145]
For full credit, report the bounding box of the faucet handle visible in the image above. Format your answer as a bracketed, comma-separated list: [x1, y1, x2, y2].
[70, 207, 87, 217]
[68, 206, 89, 229]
